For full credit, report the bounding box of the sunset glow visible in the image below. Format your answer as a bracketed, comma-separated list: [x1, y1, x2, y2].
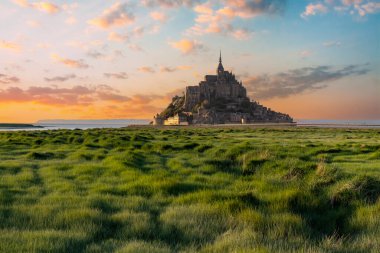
[0, 0, 379, 123]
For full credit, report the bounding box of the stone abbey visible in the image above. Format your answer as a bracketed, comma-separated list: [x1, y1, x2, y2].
[154, 52, 293, 125]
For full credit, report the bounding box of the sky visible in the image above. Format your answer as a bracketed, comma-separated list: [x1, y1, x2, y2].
[0, 0, 379, 123]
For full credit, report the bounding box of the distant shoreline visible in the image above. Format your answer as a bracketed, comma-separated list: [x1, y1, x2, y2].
[0, 123, 43, 129]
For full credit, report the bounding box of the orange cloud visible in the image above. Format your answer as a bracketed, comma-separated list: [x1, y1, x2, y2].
[13, 0, 60, 14]
[150, 11, 167, 22]
[0, 40, 21, 52]
[12, 0, 29, 8]
[0, 85, 129, 106]
[217, 6, 236, 17]
[33, 2, 59, 13]
[108, 32, 129, 42]
[51, 54, 89, 69]
[88, 2, 134, 28]
[194, 3, 213, 14]
[138, 66, 155, 73]
[0, 87, 180, 123]
[169, 39, 204, 54]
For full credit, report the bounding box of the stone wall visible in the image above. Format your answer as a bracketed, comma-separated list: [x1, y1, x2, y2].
[184, 86, 200, 111]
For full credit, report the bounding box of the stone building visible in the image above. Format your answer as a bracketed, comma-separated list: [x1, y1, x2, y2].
[154, 52, 293, 125]
[184, 52, 247, 111]
[164, 113, 189, 126]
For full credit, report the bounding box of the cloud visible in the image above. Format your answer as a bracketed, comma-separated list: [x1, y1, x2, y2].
[108, 32, 129, 42]
[128, 44, 144, 51]
[150, 11, 168, 22]
[87, 50, 106, 59]
[299, 50, 312, 58]
[341, 0, 364, 6]
[88, 2, 134, 28]
[231, 28, 252, 40]
[13, 0, 60, 14]
[44, 74, 77, 82]
[323, 41, 342, 47]
[244, 64, 370, 100]
[32, 2, 59, 13]
[160, 65, 192, 72]
[51, 54, 89, 69]
[0, 85, 130, 105]
[104, 72, 128, 79]
[12, 0, 29, 8]
[138, 66, 156, 73]
[357, 2, 380, 16]
[62, 2, 78, 13]
[0, 74, 20, 84]
[141, 0, 201, 8]
[65, 16, 77, 25]
[26, 20, 40, 27]
[0, 85, 185, 120]
[96, 86, 130, 102]
[169, 39, 204, 54]
[301, 3, 328, 18]
[187, 2, 255, 39]
[223, 0, 287, 18]
[0, 40, 21, 52]
[66, 40, 104, 50]
[305, 0, 380, 17]
[144, 0, 278, 40]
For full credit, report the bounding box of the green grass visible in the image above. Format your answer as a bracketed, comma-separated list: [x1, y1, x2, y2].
[0, 126, 379, 252]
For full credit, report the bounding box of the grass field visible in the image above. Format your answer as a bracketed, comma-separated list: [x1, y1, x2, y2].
[0, 126, 379, 252]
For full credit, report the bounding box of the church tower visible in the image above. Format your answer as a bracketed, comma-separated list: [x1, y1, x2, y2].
[217, 51, 224, 76]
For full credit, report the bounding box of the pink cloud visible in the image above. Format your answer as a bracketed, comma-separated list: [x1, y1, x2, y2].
[186, 2, 253, 40]
[141, 0, 200, 8]
[51, 54, 89, 69]
[88, 2, 135, 29]
[0, 74, 20, 84]
[160, 65, 192, 72]
[104, 72, 128, 79]
[301, 3, 328, 18]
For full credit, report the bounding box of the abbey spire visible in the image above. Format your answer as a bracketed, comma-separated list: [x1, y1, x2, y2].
[217, 50, 224, 75]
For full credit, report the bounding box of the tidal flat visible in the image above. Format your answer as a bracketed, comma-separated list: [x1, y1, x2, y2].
[0, 127, 379, 253]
